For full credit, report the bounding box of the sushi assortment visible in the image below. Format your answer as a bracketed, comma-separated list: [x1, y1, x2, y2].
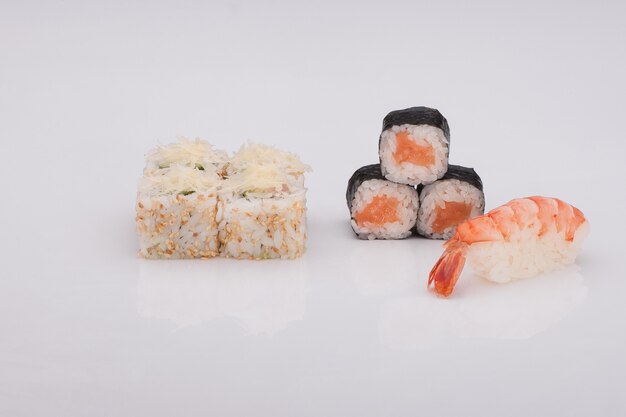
[347, 107, 485, 240]
[135, 108, 590, 299]
[136, 139, 310, 260]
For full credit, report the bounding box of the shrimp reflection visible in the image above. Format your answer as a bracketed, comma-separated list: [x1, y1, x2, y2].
[137, 259, 309, 336]
[379, 266, 588, 350]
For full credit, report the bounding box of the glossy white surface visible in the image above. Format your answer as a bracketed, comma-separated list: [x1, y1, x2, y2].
[1, 1, 625, 415]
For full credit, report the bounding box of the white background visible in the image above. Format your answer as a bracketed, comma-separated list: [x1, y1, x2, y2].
[1, 0, 625, 415]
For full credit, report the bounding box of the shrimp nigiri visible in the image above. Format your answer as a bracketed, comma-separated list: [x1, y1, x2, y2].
[428, 196, 589, 297]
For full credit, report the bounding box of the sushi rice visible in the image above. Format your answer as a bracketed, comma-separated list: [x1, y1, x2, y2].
[136, 192, 220, 259]
[467, 221, 590, 283]
[218, 190, 307, 259]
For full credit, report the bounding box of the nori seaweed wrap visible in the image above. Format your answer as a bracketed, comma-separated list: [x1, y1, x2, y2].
[381, 107, 450, 140]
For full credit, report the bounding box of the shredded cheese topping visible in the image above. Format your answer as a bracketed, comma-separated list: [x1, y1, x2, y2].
[224, 142, 310, 197]
[140, 139, 309, 198]
[223, 163, 295, 197]
[145, 137, 229, 172]
[140, 164, 221, 196]
[229, 142, 311, 176]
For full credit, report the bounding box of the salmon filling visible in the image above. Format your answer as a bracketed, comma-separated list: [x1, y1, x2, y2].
[393, 131, 435, 167]
[354, 195, 400, 226]
[432, 201, 473, 234]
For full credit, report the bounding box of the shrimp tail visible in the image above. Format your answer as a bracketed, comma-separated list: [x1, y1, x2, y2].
[428, 240, 469, 297]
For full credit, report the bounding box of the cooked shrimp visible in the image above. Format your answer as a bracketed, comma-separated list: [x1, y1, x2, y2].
[428, 196, 589, 297]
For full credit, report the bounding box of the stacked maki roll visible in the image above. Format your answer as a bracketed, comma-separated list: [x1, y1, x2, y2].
[416, 165, 484, 239]
[346, 164, 419, 240]
[347, 106, 485, 240]
[379, 106, 450, 185]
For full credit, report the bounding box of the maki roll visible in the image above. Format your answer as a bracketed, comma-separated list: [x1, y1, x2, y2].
[379, 107, 450, 186]
[218, 143, 310, 259]
[136, 140, 226, 259]
[416, 164, 485, 240]
[347, 164, 419, 240]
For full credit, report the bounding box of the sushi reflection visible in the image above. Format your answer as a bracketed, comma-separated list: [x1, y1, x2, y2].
[136, 259, 309, 336]
[378, 266, 588, 350]
[348, 239, 421, 297]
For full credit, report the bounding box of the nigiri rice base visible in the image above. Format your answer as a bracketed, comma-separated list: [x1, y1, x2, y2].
[467, 221, 590, 283]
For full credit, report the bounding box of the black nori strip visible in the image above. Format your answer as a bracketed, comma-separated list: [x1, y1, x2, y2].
[439, 164, 483, 191]
[346, 164, 387, 211]
[416, 164, 483, 194]
[381, 106, 450, 140]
